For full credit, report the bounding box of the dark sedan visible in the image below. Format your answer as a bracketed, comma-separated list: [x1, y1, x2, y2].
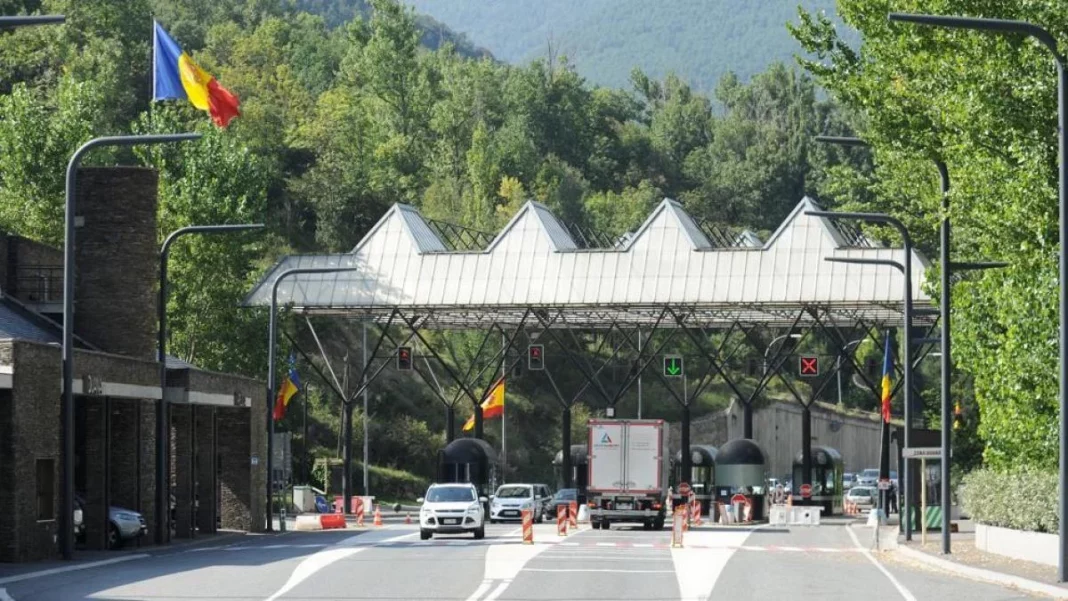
[542, 488, 579, 521]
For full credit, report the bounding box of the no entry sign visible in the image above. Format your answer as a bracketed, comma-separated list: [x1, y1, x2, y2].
[800, 483, 812, 498]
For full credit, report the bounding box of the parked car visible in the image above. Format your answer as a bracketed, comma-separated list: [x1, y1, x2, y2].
[843, 472, 856, 489]
[418, 483, 486, 540]
[489, 483, 551, 523]
[857, 468, 880, 487]
[845, 486, 876, 509]
[543, 488, 579, 521]
[74, 495, 147, 549]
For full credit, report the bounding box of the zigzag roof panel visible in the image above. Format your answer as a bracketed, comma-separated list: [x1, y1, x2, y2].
[244, 197, 931, 326]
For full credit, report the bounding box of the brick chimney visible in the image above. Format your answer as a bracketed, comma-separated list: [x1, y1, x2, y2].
[74, 167, 159, 360]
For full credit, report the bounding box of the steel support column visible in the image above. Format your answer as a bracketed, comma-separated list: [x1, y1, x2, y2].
[561, 405, 572, 489]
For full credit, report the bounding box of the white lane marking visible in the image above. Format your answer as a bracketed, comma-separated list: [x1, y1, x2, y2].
[524, 568, 674, 573]
[595, 542, 616, 547]
[483, 579, 512, 601]
[672, 527, 762, 601]
[846, 525, 918, 601]
[263, 531, 417, 601]
[559, 542, 579, 546]
[463, 580, 492, 601]
[741, 546, 765, 551]
[0, 587, 15, 601]
[633, 543, 654, 548]
[0, 554, 149, 585]
[777, 546, 803, 552]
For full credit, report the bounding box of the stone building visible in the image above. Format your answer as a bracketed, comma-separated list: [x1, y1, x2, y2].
[0, 168, 266, 562]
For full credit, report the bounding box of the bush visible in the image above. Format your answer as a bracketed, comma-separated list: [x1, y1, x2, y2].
[313, 458, 429, 502]
[960, 467, 1058, 533]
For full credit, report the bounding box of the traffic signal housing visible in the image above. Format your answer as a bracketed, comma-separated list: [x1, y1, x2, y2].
[528, 344, 544, 370]
[397, 346, 413, 370]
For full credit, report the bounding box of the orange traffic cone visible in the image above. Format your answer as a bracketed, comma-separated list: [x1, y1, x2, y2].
[373, 505, 383, 527]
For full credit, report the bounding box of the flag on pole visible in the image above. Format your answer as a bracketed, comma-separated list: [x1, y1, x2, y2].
[881, 333, 893, 423]
[462, 377, 505, 432]
[272, 353, 301, 421]
[153, 21, 241, 127]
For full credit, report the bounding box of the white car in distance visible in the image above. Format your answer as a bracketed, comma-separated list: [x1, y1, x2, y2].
[418, 483, 487, 540]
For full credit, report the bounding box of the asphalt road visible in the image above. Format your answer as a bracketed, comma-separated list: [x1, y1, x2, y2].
[0, 521, 1047, 601]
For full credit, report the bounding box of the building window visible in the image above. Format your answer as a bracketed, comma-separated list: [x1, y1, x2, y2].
[36, 458, 55, 521]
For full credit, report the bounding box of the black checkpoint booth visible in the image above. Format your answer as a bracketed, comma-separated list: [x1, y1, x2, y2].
[553, 444, 589, 502]
[713, 438, 768, 521]
[672, 445, 717, 517]
[791, 446, 844, 516]
[438, 438, 498, 513]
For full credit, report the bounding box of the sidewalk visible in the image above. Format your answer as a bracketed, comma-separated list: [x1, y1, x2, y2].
[0, 530, 245, 584]
[890, 520, 1068, 599]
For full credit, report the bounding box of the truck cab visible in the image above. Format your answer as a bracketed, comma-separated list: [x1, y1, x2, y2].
[586, 419, 668, 530]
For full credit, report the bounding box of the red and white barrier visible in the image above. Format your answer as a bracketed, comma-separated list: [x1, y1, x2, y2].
[320, 513, 346, 529]
[557, 504, 569, 536]
[355, 498, 365, 526]
[521, 509, 534, 544]
[568, 501, 578, 529]
[671, 506, 686, 548]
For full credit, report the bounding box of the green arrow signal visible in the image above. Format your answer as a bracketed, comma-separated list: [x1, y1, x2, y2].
[665, 357, 682, 376]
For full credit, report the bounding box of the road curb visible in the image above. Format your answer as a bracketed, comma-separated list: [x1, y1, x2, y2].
[894, 545, 1068, 599]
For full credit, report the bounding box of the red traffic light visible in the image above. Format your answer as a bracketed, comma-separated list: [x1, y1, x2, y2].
[397, 346, 413, 370]
[528, 344, 544, 370]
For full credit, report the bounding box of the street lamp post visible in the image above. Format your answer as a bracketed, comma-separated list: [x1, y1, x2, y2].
[807, 210, 916, 540]
[266, 267, 360, 532]
[0, 15, 64, 27]
[816, 134, 953, 552]
[888, 12, 1068, 578]
[760, 333, 800, 439]
[157, 224, 264, 545]
[61, 134, 200, 560]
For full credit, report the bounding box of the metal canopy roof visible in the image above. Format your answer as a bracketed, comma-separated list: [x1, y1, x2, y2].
[244, 197, 931, 329]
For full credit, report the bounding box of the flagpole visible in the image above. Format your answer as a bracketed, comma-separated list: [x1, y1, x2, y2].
[501, 332, 506, 484]
[151, 21, 157, 102]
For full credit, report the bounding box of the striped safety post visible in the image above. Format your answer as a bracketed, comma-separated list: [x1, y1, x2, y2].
[568, 501, 578, 529]
[690, 494, 702, 526]
[373, 504, 383, 527]
[682, 502, 690, 532]
[521, 509, 534, 544]
[557, 504, 568, 536]
[671, 505, 686, 548]
[356, 499, 365, 526]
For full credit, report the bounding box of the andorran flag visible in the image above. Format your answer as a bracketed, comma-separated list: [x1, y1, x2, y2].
[272, 354, 302, 421]
[881, 333, 893, 424]
[462, 377, 505, 432]
[152, 21, 241, 127]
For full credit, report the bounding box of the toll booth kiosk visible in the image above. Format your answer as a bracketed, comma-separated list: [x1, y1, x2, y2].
[713, 438, 769, 521]
[553, 444, 589, 502]
[438, 438, 498, 513]
[672, 444, 716, 517]
[791, 446, 844, 516]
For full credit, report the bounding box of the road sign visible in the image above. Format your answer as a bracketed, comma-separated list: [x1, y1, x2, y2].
[903, 447, 945, 459]
[397, 346, 412, 370]
[799, 356, 819, 377]
[878, 478, 891, 490]
[528, 344, 545, 370]
[677, 482, 691, 496]
[799, 483, 812, 498]
[664, 355, 684, 377]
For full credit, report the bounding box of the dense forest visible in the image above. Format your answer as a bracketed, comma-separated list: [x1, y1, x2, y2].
[405, 0, 858, 93]
[13, 0, 1054, 492]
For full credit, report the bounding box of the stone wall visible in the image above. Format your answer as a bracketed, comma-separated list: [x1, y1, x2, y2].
[195, 407, 217, 534]
[217, 407, 252, 531]
[171, 404, 194, 538]
[668, 398, 898, 481]
[6, 340, 61, 561]
[0, 389, 14, 561]
[74, 167, 159, 360]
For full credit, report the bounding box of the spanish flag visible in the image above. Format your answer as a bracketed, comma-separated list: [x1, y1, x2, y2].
[153, 21, 241, 127]
[881, 333, 893, 423]
[272, 354, 302, 421]
[462, 377, 504, 432]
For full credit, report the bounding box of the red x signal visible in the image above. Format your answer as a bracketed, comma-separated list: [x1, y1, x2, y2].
[799, 356, 819, 377]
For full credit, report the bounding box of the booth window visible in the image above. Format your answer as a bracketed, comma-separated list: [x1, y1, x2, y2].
[36, 458, 55, 521]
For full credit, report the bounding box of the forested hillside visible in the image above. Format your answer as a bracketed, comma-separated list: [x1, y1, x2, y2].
[405, 0, 857, 92]
[0, 0, 868, 488]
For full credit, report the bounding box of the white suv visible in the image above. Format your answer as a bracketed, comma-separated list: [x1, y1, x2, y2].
[418, 483, 487, 540]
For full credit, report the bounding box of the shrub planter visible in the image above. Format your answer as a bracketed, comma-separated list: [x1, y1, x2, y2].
[975, 523, 1059, 567]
